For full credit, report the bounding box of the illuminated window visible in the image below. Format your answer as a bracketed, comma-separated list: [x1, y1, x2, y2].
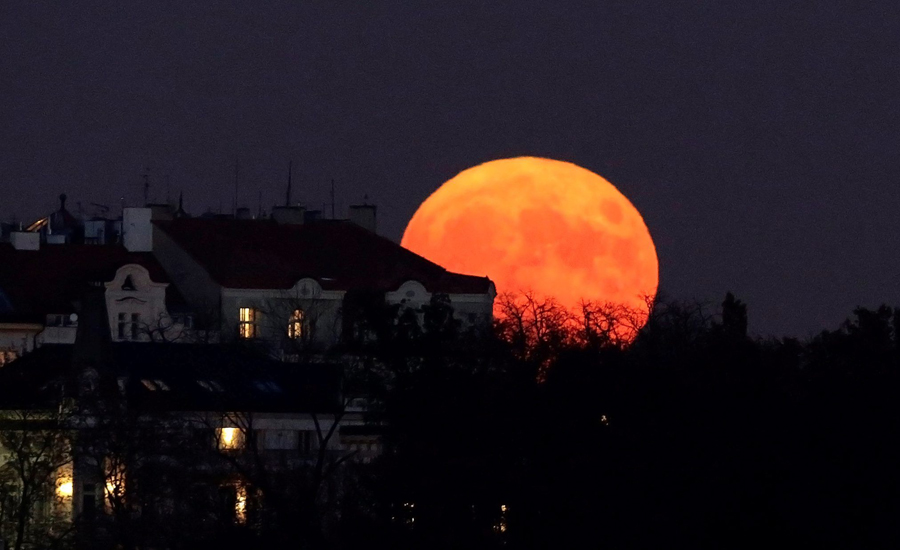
[218, 427, 244, 450]
[235, 484, 248, 524]
[287, 309, 305, 339]
[0, 348, 18, 368]
[104, 463, 126, 507]
[239, 307, 258, 339]
[494, 504, 509, 534]
[56, 476, 73, 498]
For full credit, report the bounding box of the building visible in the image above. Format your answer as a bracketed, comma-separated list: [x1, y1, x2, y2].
[0, 198, 496, 541]
[0, 232, 191, 366]
[150, 215, 494, 354]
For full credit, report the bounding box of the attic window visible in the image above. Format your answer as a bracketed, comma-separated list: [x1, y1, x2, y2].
[197, 380, 225, 392]
[121, 275, 136, 291]
[253, 380, 282, 393]
[141, 379, 171, 391]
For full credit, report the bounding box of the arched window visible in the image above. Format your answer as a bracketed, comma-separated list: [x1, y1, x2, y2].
[288, 309, 305, 340]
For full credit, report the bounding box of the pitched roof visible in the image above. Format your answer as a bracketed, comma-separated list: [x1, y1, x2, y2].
[0, 243, 184, 323]
[155, 218, 493, 294]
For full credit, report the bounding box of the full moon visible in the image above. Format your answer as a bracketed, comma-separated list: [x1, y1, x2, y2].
[401, 157, 659, 327]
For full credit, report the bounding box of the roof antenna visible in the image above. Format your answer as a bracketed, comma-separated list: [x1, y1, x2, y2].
[142, 173, 149, 206]
[258, 190, 262, 218]
[233, 157, 240, 217]
[330, 178, 336, 219]
[286, 160, 293, 207]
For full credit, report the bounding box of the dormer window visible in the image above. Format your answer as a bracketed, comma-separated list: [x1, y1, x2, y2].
[46, 314, 77, 327]
[121, 275, 136, 291]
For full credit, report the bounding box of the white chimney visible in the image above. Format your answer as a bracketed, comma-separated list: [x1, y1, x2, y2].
[10, 231, 39, 251]
[123, 208, 153, 252]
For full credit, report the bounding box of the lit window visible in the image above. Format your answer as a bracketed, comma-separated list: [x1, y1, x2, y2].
[218, 427, 244, 450]
[56, 477, 73, 498]
[494, 504, 509, 534]
[239, 307, 258, 339]
[288, 309, 305, 339]
[105, 463, 126, 506]
[235, 484, 248, 524]
[0, 348, 18, 368]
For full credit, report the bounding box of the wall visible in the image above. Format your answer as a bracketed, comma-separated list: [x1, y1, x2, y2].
[104, 264, 171, 342]
[151, 224, 223, 326]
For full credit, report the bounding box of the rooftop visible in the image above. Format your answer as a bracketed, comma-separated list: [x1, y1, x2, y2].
[0, 243, 184, 323]
[155, 218, 493, 294]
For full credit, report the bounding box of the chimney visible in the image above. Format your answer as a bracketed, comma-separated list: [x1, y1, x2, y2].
[10, 231, 39, 251]
[123, 207, 152, 252]
[348, 203, 377, 233]
[271, 206, 305, 225]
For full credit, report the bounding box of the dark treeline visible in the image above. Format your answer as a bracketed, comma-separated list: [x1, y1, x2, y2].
[340, 292, 900, 549]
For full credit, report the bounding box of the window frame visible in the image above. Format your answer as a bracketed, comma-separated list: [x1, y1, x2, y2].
[238, 307, 258, 339]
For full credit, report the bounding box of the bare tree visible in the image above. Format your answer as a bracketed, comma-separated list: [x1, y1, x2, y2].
[0, 409, 74, 550]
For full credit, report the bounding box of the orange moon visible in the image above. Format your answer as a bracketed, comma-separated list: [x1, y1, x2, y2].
[401, 157, 659, 325]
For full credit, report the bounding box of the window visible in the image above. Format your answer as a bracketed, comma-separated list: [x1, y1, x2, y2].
[0, 348, 18, 367]
[117, 313, 140, 340]
[141, 379, 171, 391]
[197, 380, 225, 392]
[264, 430, 298, 450]
[287, 309, 305, 339]
[82, 483, 97, 520]
[252, 380, 281, 393]
[121, 275, 136, 291]
[239, 307, 258, 339]
[218, 427, 244, 450]
[299, 431, 317, 455]
[47, 314, 64, 327]
[172, 314, 194, 329]
[130, 313, 140, 340]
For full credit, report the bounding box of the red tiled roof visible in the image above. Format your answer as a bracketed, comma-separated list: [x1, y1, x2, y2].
[0, 243, 183, 323]
[154, 219, 493, 294]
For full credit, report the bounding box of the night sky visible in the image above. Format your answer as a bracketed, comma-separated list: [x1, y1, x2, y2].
[2, 1, 898, 337]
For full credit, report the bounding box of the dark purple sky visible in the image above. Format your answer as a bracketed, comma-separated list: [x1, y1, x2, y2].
[2, 1, 899, 337]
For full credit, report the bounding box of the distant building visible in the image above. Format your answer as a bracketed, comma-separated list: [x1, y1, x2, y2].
[150, 215, 495, 355]
[0, 194, 495, 534]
